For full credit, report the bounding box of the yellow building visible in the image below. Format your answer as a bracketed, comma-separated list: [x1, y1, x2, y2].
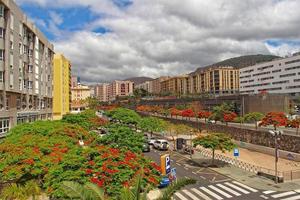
[53, 54, 71, 120]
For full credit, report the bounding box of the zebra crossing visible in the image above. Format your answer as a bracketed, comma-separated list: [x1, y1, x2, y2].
[262, 190, 300, 200]
[173, 181, 258, 200]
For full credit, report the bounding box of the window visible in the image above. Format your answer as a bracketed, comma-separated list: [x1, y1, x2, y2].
[19, 43, 22, 54]
[285, 59, 300, 65]
[23, 45, 28, 54]
[23, 79, 27, 89]
[0, 49, 4, 60]
[28, 81, 33, 89]
[279, 73, 296, 78]
[10, 14, 14, 30]
[28, 65, 33, 73]
[0, 71, 3, 82]
[0, 28, 4, 38]
[273, 80, 289, 85]
[285, 66, 300, 71]
[0, 5, 4, 17]
[28, 49, 33, 57]
[10, 41, 13, 50]
[257, 65, 273, 71]
[272, 69, 281, 73]
[0, 118, 10, 135]
[19, 78, 22, 90]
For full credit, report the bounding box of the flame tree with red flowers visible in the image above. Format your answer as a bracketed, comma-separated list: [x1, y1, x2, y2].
[287, 118, 300, 135]
[223, 112, 238, 126]
[198, 111, 212, 123]
[181, 109, 195, 120]
[259, 112, 288, 130]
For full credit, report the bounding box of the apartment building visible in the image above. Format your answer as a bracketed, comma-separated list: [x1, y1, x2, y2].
[71, 84, 90, 113]
[240, 53, 300, 95]
[160, 75, 189, 96]
[94, 83, 109, 102]
[149, 76, 169, 95]
[135, 81, 152, 93]
[52, 54, 71, 120]
[0, 0, 54, 136]
[108, 80, 134, 101]
[71, 75, 79, 87]
[189, 66, 239, 95]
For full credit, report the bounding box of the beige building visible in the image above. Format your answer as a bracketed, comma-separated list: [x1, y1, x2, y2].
[135, 81, 152, 93]
[189, 66, 239, 95]
[0, 0, 54, 136]
[160, 75, 189, 96]
[71, 84, 90, 113]
[149, 76, 169, 95]
[94, 83, 109, 102]
[108, 80, 134, 101]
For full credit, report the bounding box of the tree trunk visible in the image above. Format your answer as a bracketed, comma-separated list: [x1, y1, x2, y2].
[151, 131, 153, 137]
[212, 149, 215, 165]
[297, 127, 299, 135]
[255, 120, 258, 130]
[172, 136, 176, 151]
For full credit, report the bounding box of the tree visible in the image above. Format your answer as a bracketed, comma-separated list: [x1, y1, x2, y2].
[0, 180, 41, 200]
[86, 97, 100, 110]
[193, 133, 236, 165]
[259, 112, 288, 130]
[108, 108, 141, 128]
[181, 109, 195, 120]
[166, 123, 191, 150]
[287, 118, 300, 135]
[170, 108, 181, 119]
[61, 181, 106, 200]
[139, 117, 166, 137]
[210, 103, 235, 123]
[244, 112, 264, 130]
[223, 112, 238, 126]
[234, 116, 245, 129]
[198, 111, 212, 123]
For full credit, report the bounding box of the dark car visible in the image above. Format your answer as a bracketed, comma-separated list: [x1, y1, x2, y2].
[142, 143, 150, 152]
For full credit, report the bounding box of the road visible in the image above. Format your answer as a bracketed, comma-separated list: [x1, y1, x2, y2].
[145, 147, 300, 200]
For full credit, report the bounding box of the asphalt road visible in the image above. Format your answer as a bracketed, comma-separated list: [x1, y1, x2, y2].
[145, 147, 300, 200]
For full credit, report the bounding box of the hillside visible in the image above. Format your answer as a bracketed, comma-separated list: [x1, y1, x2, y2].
[124, 76, 154, 85]
[193, 54, 280, 74]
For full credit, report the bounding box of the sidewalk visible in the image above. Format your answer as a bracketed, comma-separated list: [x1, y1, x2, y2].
[191, 150, 300, 191]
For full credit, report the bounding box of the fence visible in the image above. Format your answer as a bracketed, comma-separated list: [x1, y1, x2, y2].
[196, 147, 300, 182]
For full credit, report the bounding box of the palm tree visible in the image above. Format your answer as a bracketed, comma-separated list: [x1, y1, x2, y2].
[0, 180, 41, 200]
[119, 175, 147, 200]
[159, 178, 197, 200]
[61, 181, 106, 200]
[0, 183, 27, 200]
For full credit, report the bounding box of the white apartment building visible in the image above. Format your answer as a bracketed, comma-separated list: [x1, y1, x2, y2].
[240, 53, 300, 96]
[135, 81, 152, 93]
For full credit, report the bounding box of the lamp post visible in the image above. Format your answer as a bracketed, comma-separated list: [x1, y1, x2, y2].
[268, 130, 282, 184]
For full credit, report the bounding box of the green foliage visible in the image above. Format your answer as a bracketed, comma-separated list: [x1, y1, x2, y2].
[62, 109, 100, 130]
[193, 133, 236, 164]
[0, 180, 41, 200]
[61, 181, 106, 200]
[210, 103, 234, 122]
[159, 178, 197, 200]
[98, 124, 144, 153]
[139, 117, 166, 134]
[107, 108, 141, 126]
[244, 112, 264, 129]
[134, 88, 149, 98]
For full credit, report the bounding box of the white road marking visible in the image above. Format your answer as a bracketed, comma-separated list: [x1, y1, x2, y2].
[281, 195, 300, 200]
[224, 182, 249, 194]
[191, 188, 212, 200]
[182, 189, 199, 200]
[174, 192, 189, 200]
[263, 191, 276, 194]
[232, 181, 258, 192]
[260, 195, 269, 199]
[200, 176, 206, 180]
[216, 184, 241, 196]
[200, 187, 223, 200]
[176, 163, 181, 166]
[272, 191, 297, 198]
[192, 171, 196, 175]
[208, 185, 232, 198]
[184, 176, 189, 179]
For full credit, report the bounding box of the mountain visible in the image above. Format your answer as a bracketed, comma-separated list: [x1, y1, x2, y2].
[124, 76, 154, 85]
[193, 54, 281, 74]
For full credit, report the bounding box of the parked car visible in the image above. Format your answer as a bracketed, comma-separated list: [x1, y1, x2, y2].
[142, 143, 151, 152]
[154, 139, 169, 150]
[207, 119, 216, 124]
[158, 177, 170, 188]
[148, 137, 157, 145]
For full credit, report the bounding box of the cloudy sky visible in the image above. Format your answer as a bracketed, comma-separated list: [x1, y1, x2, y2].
[16, 0, 300, 83]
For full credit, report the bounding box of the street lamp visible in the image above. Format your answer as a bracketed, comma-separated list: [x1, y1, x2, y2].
[268, 130, 282, 184]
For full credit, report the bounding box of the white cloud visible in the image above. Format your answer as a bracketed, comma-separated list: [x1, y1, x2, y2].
[17, 0, 300, 83]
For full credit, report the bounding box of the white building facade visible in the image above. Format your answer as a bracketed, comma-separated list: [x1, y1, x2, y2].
[240, 53, 300, 96]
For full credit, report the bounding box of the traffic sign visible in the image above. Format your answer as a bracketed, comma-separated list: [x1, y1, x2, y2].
[233, 148, 239, 157]
[160, 154, 171, 175]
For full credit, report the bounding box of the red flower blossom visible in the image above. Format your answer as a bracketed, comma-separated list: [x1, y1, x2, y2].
[148, 177, 158, 185]
[88, 160, 95, 166]
[122, 181, 129, 187]
[23, 158, 34, 165]
[85, 169, 93, 175]
[150, 162, 161, 171]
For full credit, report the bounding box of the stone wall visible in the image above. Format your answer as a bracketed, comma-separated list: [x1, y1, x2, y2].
[139, 113, 300, 153]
